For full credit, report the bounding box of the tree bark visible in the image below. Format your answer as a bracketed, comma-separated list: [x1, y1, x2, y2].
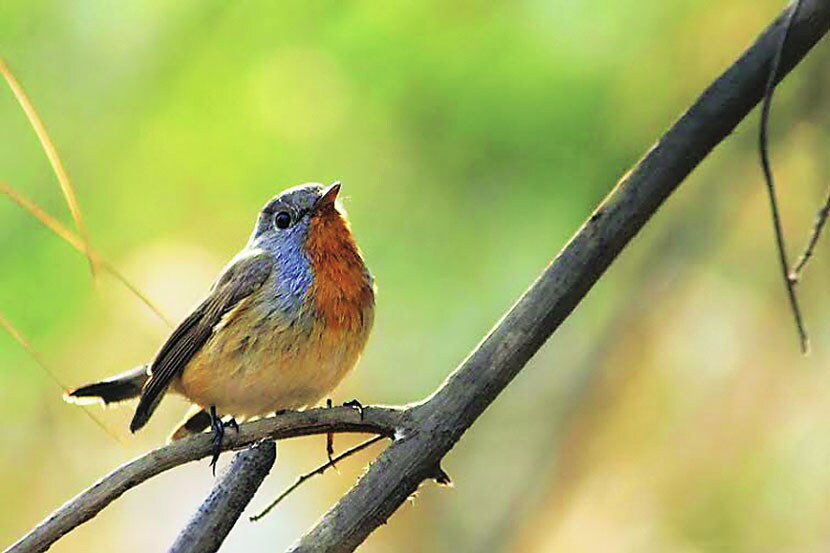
[169, 440, 277, 553]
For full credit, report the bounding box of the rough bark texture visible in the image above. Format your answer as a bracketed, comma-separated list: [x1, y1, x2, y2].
[169, 440, 277, 553]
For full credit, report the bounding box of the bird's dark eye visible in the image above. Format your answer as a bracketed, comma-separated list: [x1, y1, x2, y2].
[274, 211, 292, 230]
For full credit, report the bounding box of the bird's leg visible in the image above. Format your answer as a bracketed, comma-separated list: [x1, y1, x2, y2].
[343, 399, 364, 420]
[326, 398, 336, 466]
[208, 406, 224, 476]
[207, 409, 240, 475]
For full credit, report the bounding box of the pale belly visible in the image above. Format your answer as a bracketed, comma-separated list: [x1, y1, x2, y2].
[176, 301, 373, 418]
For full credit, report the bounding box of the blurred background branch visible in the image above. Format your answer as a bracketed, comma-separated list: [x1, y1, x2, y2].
[791, 184, 830, 280]
[758, 0, 809, 353]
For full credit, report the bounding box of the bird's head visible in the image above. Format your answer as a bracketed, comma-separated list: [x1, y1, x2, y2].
[250, 182, 345, 251]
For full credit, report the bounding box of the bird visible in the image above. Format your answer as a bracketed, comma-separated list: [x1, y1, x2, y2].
[65, 183, 375, 470]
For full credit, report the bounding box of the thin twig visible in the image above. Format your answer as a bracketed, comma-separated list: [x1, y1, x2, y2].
[791, 185, 830, 281]
[0, 180, 173, 327]
[758, 0, 810, 354]
[170, 440, 277, 553]
[0, 313, 122, 443]
[0, 58, 97, 281]
[4, 406, 404, 553]
[251, 435, 386, 522]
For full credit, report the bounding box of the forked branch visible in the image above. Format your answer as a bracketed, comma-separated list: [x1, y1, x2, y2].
[758, 0, 810, 353]
[5, 407, 404, 553]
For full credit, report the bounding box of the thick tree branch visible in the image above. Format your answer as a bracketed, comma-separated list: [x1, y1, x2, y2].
[169, 440, 277, 553]
[288, 2, 830, 551]
[5, 406, 403, 553]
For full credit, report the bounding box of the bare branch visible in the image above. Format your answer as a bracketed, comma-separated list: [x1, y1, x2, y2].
[4, 407, 404, 553]
[169, 440, 277, 553]
[288, 2, 830, 552]
[758, 0, 810, 354]
[791, 185, 830, 280]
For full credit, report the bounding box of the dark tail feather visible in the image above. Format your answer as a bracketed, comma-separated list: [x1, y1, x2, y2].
[169, 408, 212, 441]
[64, 365, 149, 405]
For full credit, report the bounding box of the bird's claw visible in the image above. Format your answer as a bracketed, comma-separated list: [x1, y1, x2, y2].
[325, 399, 336, 466]
[208, 408, 239, 475]
[209, 416, 224, 476]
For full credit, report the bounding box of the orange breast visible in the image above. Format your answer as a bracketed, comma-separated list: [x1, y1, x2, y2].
[304, 205, 374, 331]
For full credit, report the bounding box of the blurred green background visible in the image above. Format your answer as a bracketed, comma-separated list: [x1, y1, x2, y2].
[2, 1, 830, 551]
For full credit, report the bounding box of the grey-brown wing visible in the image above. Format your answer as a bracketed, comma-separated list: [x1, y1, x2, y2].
[129, 253, 272, 432]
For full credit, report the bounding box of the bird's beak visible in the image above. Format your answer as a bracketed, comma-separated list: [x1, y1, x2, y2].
[316, 182, 341, 211]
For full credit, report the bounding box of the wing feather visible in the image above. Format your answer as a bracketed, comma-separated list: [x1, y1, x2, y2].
[129, 252, 272, 432]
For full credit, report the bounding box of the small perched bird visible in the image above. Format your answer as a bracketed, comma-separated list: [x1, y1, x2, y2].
[66, 183, 375, 469]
